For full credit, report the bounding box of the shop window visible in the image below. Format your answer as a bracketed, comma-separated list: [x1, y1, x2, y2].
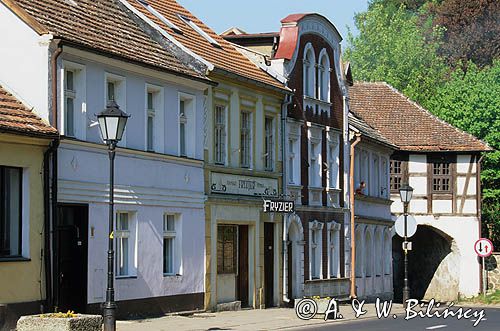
[0, 167, 22, 258]
[217, 225, 237, 274]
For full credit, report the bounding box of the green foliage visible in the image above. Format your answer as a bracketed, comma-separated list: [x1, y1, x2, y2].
[344, 2, 447, 108]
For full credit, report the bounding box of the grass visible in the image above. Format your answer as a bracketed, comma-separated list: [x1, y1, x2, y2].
[460, 290, 500, 305]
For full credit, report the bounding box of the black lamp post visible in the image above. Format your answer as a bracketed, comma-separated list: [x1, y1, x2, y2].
[97, 101, 130, 331]
[399, 184, 413, 307]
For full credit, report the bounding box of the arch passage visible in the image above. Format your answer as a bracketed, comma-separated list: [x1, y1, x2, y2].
[393, 225, 460, 302]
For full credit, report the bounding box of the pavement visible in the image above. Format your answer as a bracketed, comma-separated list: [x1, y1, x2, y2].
[117, 303, 408, 331]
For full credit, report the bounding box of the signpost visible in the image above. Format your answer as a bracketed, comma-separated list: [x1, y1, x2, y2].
[475, 238, 494, 295]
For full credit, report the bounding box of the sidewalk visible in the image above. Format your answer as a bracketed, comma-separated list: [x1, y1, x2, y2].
[117, 303, 406, 331]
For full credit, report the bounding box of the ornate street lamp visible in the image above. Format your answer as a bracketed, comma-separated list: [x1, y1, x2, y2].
[97, 101, 130, 331]
[399, 184, 413, 307]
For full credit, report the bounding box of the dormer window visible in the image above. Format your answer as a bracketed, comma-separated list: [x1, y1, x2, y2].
[178, 14, 221, 48]
[137, 0, 182, 34]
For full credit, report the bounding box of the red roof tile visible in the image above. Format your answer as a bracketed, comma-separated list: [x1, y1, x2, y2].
[349, 82, 491, 152]
[7, 0, 206, 81]
[125, 0, 287, 91]
[0, 86, 58, 137]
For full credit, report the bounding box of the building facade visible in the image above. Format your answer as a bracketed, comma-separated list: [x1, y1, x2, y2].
[1, 0, 212, 317]
[0, 85, 58, 329]
[224, 14, 352, 301]
[350, 82, 492, 301]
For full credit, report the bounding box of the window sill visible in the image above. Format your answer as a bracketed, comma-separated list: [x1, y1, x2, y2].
[0, 257, 31, 262]
[163, 274, 182, 278]
[116, 275, 137, 280]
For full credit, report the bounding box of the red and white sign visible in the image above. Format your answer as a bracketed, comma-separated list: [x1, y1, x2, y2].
[474, 238, 494, 258]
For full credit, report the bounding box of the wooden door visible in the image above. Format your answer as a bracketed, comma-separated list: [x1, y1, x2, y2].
[264, 223, 274, 308]
[237, 225, 249, 307]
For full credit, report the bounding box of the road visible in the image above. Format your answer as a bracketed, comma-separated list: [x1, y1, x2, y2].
[299, 307, 500, 331]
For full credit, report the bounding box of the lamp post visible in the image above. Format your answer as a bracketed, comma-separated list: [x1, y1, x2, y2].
[97, 101, 130, 331]
[399, 184, 413, 307]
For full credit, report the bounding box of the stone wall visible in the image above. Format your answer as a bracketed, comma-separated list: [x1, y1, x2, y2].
[485, 253, 500, 292]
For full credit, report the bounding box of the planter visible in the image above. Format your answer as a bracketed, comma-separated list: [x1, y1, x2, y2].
[17, 314, 102, 331]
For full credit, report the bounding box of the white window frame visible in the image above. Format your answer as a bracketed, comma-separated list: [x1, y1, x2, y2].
[214, 104, 227, 165]
[105, 73, 127, 147]
[288, 138, 296, 184]
[303, 43, 316, 98]
[327, 132, 339, 189]
[61, 61, 86, 139]
[178, 93, 196, 158]
[327, 222, 341, 279]
[309, 220, 323, 280]
[163, 213, 182, 276]
[115, 211, 137, 278]
[264, 116, 274, 171]
[145, 84, 164, 153]
[372, 153, 380, 197]
[240, 111, 253, 168]
[318, 50, 331, 102]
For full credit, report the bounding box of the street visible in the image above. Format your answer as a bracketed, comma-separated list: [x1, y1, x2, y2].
[300, 307, 500, 331]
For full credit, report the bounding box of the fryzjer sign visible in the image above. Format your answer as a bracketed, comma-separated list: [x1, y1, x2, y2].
[263, 200, 295, 213]
[211, 172, 278, 197]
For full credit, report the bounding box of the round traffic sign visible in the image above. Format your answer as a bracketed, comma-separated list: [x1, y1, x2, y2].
[395, 214, 417, 238]
[474, 238, 494, 258]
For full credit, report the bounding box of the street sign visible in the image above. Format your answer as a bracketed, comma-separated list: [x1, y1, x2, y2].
[395, 214, 417, 238]
[263, 199, 295, 213]
[474, 238, 494, 258]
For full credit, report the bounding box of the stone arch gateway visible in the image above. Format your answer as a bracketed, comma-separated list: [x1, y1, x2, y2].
[393, 225, 461, 302]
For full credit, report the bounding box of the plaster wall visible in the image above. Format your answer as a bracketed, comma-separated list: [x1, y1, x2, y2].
[408, 155, 427, 173]
[0, 4, 50, 121]
[57, 142, 206, 304]
[0, 136, 50, 303]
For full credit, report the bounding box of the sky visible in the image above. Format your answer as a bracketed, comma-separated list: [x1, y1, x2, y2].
[177, 0, 369, 45]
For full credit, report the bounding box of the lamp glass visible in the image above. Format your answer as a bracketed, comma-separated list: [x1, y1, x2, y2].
[97, 101, 129, 144]
[399, 185, 414, 203]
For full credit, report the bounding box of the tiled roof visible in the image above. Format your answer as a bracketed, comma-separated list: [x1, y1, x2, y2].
[0, 85, 58, 137]
[349, 82, 492, 152]
[124, 0, 287, 91]
[7, 0, 206, 81]
[348, 112, 396, 149]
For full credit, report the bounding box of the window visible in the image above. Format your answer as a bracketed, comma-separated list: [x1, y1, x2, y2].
[432, 162, 451, 192]
[163, 214, 176, 275]
[240, 112, 252, 168]
[390, 160, 402, 192]
[372, 155, 380, 197]
[264, 117, 274, 171]
[309, 221, 323, 280]
[217, 225, 237, 274]
[105, 74, 126, 146]
[309, 139, 321, 187]
[288, 139, 296, 184]
[318, 52, 330, 102]
[327, 134, 339, 189]
[62, 62, 85, 139]
[381, 158, 388, 198]
[179, 100, 187, 157]
[303, 46, 316, 98]
[328, 222, 340, 278]
[115, 212, 135, 277]
[178, 15, 221, 47]
[137, 0, 182, 34]
[178, 94, 195, 158]
[64, 70, 76, 137]
[0, 167, 22, 257]
[214, 105, 227, 165]
[147, 92, 155, 151]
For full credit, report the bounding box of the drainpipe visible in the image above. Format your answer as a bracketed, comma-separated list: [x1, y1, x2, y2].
[281, 93, 292, 304]
[51, 39, 62, 129]
[349, 133, 361, 299]
[476, 154, 484, 293]
[43, 138, 59, 312]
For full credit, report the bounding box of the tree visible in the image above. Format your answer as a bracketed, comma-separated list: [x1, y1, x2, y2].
[427, 61, 500, 246]
[344, 2, 447, 108]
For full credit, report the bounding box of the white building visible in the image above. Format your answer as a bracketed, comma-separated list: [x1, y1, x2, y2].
[0, 0, 212, 316]
[350, 82, 492, 301]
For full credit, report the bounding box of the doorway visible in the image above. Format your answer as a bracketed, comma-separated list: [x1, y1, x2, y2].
[264, 222, 275, 308]
[237, 225, 249, 307]
[55, 204, 88, 313]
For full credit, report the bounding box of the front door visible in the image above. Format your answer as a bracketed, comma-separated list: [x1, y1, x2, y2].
[264, 222, 274, 308]
[55, 204, 88, 313]
[237, 225, 249, 307]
